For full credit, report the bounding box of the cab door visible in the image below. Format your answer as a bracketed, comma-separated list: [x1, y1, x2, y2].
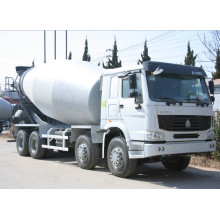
[118, 72, 146, 140]
[107, 75, 120, 120]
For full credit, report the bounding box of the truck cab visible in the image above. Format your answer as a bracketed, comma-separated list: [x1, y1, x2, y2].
[100, 61, 216, 176]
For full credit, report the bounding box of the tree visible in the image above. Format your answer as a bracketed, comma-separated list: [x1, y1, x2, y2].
[199, 31, 220, 63]
[82, 38, 91, 61]
[138, 39, 151, 64]
[68, 51, 72, 60]
[103, 37, 122, 69]
[213, 49, 220, 79]
[184, 42, 197, 66]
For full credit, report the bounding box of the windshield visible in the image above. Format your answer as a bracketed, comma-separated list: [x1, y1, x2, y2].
[146, 73, 211, 104]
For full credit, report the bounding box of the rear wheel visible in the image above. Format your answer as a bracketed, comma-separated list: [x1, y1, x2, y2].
[75, 135, 99, 169]
[162, 155, 191, 171]
[107, 137, 137, 178]
[16, 130, 30, 156]
[29, 131, 46, 159]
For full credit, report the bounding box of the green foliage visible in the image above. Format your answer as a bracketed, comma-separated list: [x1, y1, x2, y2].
[138, 39, 151, 64]
[103, 38, 122, 69]
[213, 118, 220, 160]
[82, 38, 91, 62]
[198, 118, 220, 161]
[184, 41, 197, 66]
[68, 51, 72, 60]
[212, 49, 220, 79]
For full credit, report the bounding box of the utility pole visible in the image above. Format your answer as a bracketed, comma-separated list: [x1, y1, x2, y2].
[44, 30, 46, 63]
[54, 30, 56, 60]
[66, 30, 68, 60]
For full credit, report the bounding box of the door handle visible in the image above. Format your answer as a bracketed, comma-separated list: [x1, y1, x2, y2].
[119, 104, 124, 108]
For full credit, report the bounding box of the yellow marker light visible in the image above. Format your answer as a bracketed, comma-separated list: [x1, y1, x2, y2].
[102, 101, 106, 108]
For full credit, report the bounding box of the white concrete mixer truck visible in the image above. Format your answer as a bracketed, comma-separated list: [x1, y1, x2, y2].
[12, 60, 216, 177]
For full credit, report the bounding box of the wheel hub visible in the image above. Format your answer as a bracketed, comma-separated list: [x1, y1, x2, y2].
[110, 147, 124, 168]
[31, 138, 37, 152]
[78, 144, 88, 161]
[18, 137, 24, 150]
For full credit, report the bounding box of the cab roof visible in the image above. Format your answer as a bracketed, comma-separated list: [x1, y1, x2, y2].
[102, 61, 207, 77]
[143, 61, 207, 77]
[102, 64, 142, 76]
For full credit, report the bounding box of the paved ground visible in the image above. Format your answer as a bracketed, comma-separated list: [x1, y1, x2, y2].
[1, 132, 220, 189]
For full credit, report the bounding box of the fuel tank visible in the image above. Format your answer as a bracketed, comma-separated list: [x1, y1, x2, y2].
[20, 61, 104, 125]
[0, 97, 12, 120]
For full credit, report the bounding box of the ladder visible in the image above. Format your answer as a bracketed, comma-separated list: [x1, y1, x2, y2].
[42, 128, 71, 151]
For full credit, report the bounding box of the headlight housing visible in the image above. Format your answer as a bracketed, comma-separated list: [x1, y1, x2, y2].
[146, 131, 164, 141]
[207, 130, 215, 139]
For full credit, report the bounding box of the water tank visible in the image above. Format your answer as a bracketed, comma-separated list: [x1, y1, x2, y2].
[20, 61, 104, 125]
[0, 97, 12, 120]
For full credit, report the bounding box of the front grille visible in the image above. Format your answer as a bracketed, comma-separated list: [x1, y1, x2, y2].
[158, 115, 211, 131]
[173, 134, 199, 139]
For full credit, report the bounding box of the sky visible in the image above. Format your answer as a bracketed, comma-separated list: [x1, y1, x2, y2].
[0, 30, 215, 90]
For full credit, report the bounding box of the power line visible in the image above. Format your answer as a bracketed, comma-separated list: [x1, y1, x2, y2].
[149, 36, 200, 48]
[119, 34, 206, 57]
[92, 31, 181, 62]
[120, 31, 211, 57]
[197, 60, 213, 63]
[119, 31, 175, 53]
[92, 31, 176, 61]
[119, 42, 204, 60]
[119, 31, 179, 54]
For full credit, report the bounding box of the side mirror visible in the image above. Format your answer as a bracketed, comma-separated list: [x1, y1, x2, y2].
[129, 74, 137, 90]
[209, 81, 214, 94]
[210, 96, 215, 103]
[129, 91, 138, 98]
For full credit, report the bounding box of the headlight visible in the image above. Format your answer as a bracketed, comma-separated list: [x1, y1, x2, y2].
[207, 130, 215, 139]
[146, 131, 164, 141]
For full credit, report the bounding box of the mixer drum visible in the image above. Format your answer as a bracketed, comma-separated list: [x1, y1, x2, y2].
[21, 61, 104, 125]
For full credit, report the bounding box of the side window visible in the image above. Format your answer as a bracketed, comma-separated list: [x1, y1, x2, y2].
[122, 73, 143, 103]
[109, 76, 118, 99]
[122, 77, 130, 98]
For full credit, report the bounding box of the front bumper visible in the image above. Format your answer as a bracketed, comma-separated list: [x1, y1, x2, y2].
[128, 140, 216, 159]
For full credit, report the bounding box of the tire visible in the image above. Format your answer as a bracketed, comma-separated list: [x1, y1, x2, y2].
[29, 131, 46, 159]
[162, 155, 191, 171]
[107, 137, 137, 178]
[16, 130, 30, 156]
[0, 126, 3, 134]
[75, 135, 99, 169]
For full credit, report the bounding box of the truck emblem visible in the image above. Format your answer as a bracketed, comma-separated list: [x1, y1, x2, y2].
[192, 71, 203, 76]
[185, 119, 191, 128]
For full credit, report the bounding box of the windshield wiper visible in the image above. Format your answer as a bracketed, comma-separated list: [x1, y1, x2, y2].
[183, 98, 209, 107]
[158, 97, 183, 106]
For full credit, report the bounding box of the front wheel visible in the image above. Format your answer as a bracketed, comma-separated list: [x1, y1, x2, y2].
[107, 137, 137, 178]
[162, 155, 191, 171]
